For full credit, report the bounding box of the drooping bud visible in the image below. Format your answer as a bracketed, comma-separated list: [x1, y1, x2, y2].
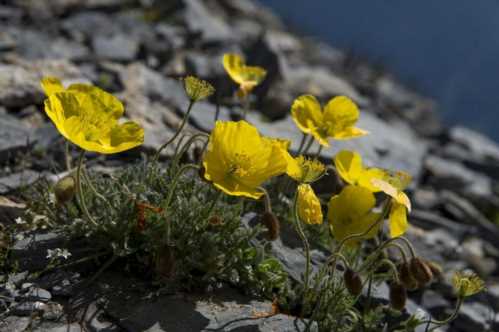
[155, 244, 176, 280]
[409, 257, 433, 286]
[389, 282, 407, 311]
[344, 268, 363, 296]
[399, 262, 418, 291]
[54, 175, 76, 204]
[425, 260, 443, 280]
[261, 212, 280, 241]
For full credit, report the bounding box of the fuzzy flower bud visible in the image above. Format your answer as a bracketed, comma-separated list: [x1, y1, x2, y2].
[261, 211, 280, 241]
[409, 257, 433, 286]
[399, 262, 418, 291]
[389, 282, 407, 311]
[344, 268, 363, 296]
[54, 175, 76, 204]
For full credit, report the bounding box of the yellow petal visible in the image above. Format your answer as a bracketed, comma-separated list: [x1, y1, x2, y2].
[297, 184, 323, 225]
[389, 203, 408, 237]
[328, 185, 380, 246]
[334, 150, 363, 185]
[202, 120, 286, 199]
[331, 126, 369, 140]
[223, 53, 266, 87]
[357, 168, 386, 192]
[68, 83, 124, 119]
[291, 95, 323, 135]
[41, 76, 65, 96]
[323, 96, 359, 134]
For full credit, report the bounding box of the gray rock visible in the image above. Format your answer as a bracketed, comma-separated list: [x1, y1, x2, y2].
[424, 156, 494, 201]
[105, 282, 315, 332]
[10, 232, 63, 271]
[0, 112, 31, 159]
[183, 0, 233, 43]
[12, 301, 46, 316]
[0, 170, 40, 194]
[421, 290, 451, 312]
[25, 287, 52, 302]
[454, 301, 492, 331]
[32, 322, 83, 332]
[62, 11, 119, 40]
[120, 63, 186, 107]
[93, 34, 139, 62]
[0, 316, 31, 332]
[0, 59, 86, 108]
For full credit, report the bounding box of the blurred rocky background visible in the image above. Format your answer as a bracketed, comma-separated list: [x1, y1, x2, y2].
[0, 0, 499, 331]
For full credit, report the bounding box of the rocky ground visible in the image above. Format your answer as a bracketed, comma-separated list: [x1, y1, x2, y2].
[1, 0, 499, 331]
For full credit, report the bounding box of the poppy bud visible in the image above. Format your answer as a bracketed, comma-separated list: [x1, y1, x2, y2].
[155, 244, 176, 280]
[344, 268, 363, 296]
[399, 262, 418, 291]
[54, 175, 76, 204]
[261, 212, 280, 241]
[193, 146, 204, 163]
[209, 215, 223, 226]
[426, 260, 443, 280]
[410, 257, 433, 286]
[389, 282, 407, 311]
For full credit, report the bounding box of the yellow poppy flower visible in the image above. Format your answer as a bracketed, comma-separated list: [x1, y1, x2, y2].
[291, 95, 368, 147]
[297, 184, 323, 225]
[288, 156, 326, 183]
[202, 120, 289, 199]
[334, 150, 385, 191]
[223, 53, 267, 97]
[371, 171, 412, 238]
[328, 185, 381, 246]
[452, 271, 485, 298]
[41, 77, 144, 154]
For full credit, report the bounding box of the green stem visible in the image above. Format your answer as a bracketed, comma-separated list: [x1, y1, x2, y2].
[82, 168, 113, 211]
[241, 94, 250, 120]
[172, 132, 209, 168]
[314, 145, 323, 159]
[154, 99, 196, 162]
[258, 186, 272, 213]
[302, 135, 315, 155]
[76, 150, 99, 227]
[328, 199, 391, 279]
[422, 297, 464, 331]
[65, 141, 72, 171]
[163, 163, 200, 244]
[296, 133, 308, 155]
[292, 190, 311, 291]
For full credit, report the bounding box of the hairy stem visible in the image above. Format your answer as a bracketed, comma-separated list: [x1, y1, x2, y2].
[75, 150, 99, 227]
[154, 99, 195, 162]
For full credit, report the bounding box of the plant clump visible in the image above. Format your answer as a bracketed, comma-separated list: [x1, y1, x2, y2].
[17, 52, 484, 331]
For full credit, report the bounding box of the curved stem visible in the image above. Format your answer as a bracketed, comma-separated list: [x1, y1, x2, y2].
[314, 145, 323, 159]
[76, 150, 99, 227]
[163, 163, 200, 244]
[422, 297, 464, 331]
[377, 258, 400, 282]
[296, 133, 308, 155]
[258, 186, 272, 213]
[327, 199, 391, 279]
[172, 132, 209, 167]
[394, 236, 417, 259]
[65, 141, 72, 171]
[154, 100, 195, 162]
[302, 135, 315, 155]
[82, 167, 113, 211]
[292, 190, 311, 291]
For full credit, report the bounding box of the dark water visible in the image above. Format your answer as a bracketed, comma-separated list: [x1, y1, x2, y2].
[258, 0, 499, 140]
